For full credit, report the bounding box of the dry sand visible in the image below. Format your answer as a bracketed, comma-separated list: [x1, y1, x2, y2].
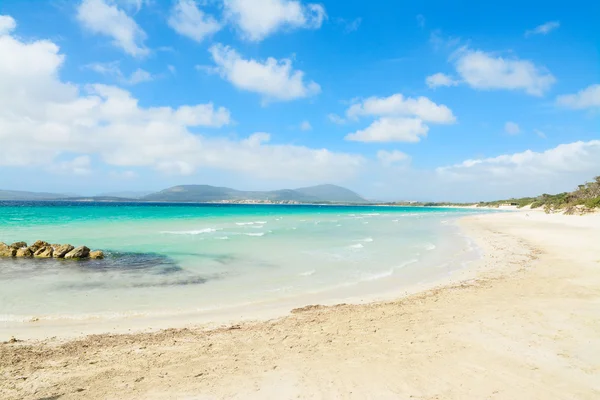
[1, 211, 600, 399]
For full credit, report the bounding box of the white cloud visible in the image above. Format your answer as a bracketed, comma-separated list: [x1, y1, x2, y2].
[168, 65, 176, 75]
[556, 84, 600, 110]
[504, 121, 520, 135]
[416, 14, 425, 28]
[426, 72, 458, 88]
[345, 118, 429, 143]
[346, 94, 456, 124]
[209, 44, 320, 102]
[525, 21, 560, 37]
[50, 156, 92, 176]
[328, 113, 346, 125]
[0, 15, 16, 35]
[454, 49, 555, 96]
[340, 17, 361, 33]
[76, 0, 149, 57]
[437, 141, 600, 183]
[377, 150, 410, 167]
[223, 0, 326, 42]
[87, 62, 153, 85]
[0, 19, 363, 183]
[534, 129, 547, 139]
[168, 0, 221, 42]
[300, 120, 312, 131]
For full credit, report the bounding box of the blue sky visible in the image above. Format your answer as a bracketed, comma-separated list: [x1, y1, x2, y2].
[0, 0, 598, 201]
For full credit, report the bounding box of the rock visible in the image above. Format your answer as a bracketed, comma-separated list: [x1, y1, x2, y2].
[65, 246, 90, 259]
[89, 250, 104, 259]
[34, 246, 54, 258]
[16, 247, 33, 257]
[30, 240, 50, 252]
[10, 241, 27, 249]
[0, 242, 16, 257]
[53, 244, 75, 258]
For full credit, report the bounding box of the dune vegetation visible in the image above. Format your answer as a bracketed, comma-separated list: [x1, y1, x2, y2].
[476, 176, 600, 213]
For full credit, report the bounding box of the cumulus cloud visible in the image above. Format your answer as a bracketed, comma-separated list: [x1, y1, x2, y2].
[377, 150, 410, 166]
[208, 44, 320, 102]
[168, 0, 221, 42]
[556, 84, 600, 110]
[0, 15, 16, 35]
[426, 72, 458, 88]
[453, 48, 556, 96]
[346, 93, 456, 124]
[525, 21, 560, 37]
[224, 0, 326, 41]
[504, 121, 520, 135]
[344, 94, 454, 143]
[76, 0, 149, 57]
[437, 140, 600, 184]
[345, 118, 429, 143]
[0, 19, 362, 183]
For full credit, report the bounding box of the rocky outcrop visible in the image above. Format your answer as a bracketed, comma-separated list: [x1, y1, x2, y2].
[65, 246, 90, 259]
[0, 242, 16, 257]
[89, 250, 104, 259]
[53, 244, 75, 258]
[34, 246, 54, 258]
[30, 240, 50, 253]
[0, 241, 104, 261]
[16, 247, 33, 257]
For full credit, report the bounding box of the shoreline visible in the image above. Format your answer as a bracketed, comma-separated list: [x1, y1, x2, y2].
[2, 211, 600, 399]
[0, 214, 483, 341]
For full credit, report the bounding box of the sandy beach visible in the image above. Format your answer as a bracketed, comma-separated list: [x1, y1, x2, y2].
[2, 211, 600, 399]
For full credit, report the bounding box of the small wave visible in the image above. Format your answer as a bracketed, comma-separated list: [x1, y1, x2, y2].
[361, 268, 394, 281]
[354, 237, 374, 243]
[244, 232, 265, 237]
[215, 236, 229, 240]
[362, 213, 380, 216]
[299, 270, 315, 276]
[161, 228, 219, 235]
[349, 243, 364, 249]
[236, 221, 268, 226]
[425, 243, 436, 251]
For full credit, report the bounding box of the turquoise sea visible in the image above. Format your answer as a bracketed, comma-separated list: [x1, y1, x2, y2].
[0, 202, 491, 327]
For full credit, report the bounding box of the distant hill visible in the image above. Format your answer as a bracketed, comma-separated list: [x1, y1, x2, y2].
[142, 184, 366, 203]
[0, 189, 71, 201]
[294, 184, 366, 203]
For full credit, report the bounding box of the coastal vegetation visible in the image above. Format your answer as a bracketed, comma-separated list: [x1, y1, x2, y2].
[476, 176, 600, 213]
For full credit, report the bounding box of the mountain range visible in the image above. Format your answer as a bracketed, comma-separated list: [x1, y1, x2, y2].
[0, 184, 366, 204]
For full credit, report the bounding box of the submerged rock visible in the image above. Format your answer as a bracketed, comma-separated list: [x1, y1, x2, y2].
[34, 246, 54, 258]
[65, 246, 90, 259]
[89, 250, 104, 260]
[0, 242, 16, 257]
[16, 247, 33, 257]
[10, 241, 27, 249]
[53, 244, 75, 258]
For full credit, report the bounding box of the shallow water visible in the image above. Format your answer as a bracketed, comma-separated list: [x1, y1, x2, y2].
[0, 202, 492, 323]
